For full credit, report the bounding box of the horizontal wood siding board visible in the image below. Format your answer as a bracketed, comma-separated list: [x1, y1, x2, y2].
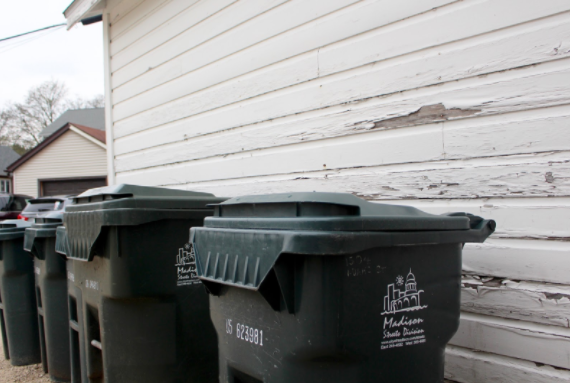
[116, 123, 446, 183]
[112, 115, 570, 187]
[114, 152, 570, 205]
[111, 0, 455, 109]
[113, 102, 570, 172]
[110, 0, 360, 90]
[463, 239, 570, 285]
[111, 0, 570, 127]
[110, 0, 200, 56]
[460, 278, 570, 327]
[449, 312, 570, 369]
[110, 0, 237, 70]
[445, 345, 570, 383]
[112, 55, 570, 161]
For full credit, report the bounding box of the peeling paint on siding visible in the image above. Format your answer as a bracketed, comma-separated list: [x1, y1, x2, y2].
[371, 103, 480, 130]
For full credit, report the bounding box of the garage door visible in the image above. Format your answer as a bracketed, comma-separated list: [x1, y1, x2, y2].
[40, 177, 107, 197]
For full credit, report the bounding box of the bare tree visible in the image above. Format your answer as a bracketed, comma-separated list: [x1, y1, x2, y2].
[1, 80, 103, 150]
[0, 109, 13, 147]
[64, 94, 104, 110]
[7, 80, 68, 147]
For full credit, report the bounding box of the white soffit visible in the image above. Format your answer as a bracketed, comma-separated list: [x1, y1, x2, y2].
[63, 0, 106, 29]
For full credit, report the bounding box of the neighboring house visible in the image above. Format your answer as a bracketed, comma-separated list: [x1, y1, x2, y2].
[65, 1, 570, 382]
[40, 107, 105, 138]
[0, 146, 20, 193]
[6, 108, 107, 197]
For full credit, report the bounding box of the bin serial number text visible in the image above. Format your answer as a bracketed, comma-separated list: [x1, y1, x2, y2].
[226, 319, 264, 346]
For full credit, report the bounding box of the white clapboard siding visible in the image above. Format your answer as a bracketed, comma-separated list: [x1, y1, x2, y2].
[109, 0, 168, 41]
[461, 277, 570, 327]
[463, 239, 570, 285]
[318, 1, 570, 78]
[449, 312, 570, 369]
[445, 345, 570, 383]
[110, 0, 236, 70]
[107, 0, 142, 26]
[113, 55, 570, 159]
[111, 0, 570, 121]
[110, 0, 364, 91]
[138, 152, 569, 202]
[111, 0, 456, 109]
[114, 101, 570, 172]
[95, 0, 570, 380]
[111, 11, 570, 163]
[109, 0, 200, 56]
[113, 107, 570, 186]
[13, 131, 107, 198]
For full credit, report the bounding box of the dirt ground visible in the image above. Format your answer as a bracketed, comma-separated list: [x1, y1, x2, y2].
[0, 340, 50, 383]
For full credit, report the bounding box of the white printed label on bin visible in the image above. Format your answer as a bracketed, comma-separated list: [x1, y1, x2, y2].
[175, 243, 200, 287]
[380, 269, 427, 350]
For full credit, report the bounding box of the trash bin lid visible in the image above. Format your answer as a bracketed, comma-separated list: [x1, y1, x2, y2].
[193, 193, 496, 301]
[67, 184, 224, 211]
[0, 220, 31, 240]
[24, 212, 64, 258]
[64, 184, 226, 261]
[205, 192, 471, 231]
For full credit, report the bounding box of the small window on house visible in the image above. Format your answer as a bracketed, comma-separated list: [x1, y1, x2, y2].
[0, 180, 9, 193]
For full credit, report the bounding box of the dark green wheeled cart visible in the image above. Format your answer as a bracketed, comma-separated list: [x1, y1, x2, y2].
[0, 221, 41, 366]
[56, 226, 87, 383]
[62, 184, 225, 383]
[24, 213, 71, 382]
[191, 193, 496, 383]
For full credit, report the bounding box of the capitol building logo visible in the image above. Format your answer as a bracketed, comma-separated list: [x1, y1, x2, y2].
[382, 269, 428, 315]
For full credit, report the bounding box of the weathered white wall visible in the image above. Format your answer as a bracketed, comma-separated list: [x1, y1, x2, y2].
[13, 130, 107, 197]
[104, 0, 570, 380]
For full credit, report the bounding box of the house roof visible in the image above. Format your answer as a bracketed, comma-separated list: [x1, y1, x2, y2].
[72, 123, 106, 144]
[41, 108, 105, 138]
[6, 122, 106, 173]
[64, 0, 105, 29]
[0, 147, 21, 177]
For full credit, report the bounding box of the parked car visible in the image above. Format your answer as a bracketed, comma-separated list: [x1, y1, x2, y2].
[0, 193, 32, 221]
[18, 196, 74, 223]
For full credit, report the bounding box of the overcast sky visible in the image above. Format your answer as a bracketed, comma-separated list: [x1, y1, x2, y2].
[0, 0, 104, 107]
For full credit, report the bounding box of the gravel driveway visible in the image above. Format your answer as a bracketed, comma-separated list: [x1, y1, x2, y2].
[0, 341, 50, 383]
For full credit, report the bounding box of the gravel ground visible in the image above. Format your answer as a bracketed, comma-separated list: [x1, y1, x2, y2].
[0, 338, 460, 382]
[0, 341, 50, 383]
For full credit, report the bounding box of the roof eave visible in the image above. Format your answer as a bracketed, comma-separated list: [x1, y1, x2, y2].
[69, 124, 107, 148]
[64, 0, 106, 29]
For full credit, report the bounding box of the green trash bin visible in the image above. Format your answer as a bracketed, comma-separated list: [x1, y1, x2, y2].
[56, 225, 87, 383]
[63, 184, 226, 383]
[0, 220, 41, 366]
[24, 212, 71, 382]
[191, 193, 496, 383]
